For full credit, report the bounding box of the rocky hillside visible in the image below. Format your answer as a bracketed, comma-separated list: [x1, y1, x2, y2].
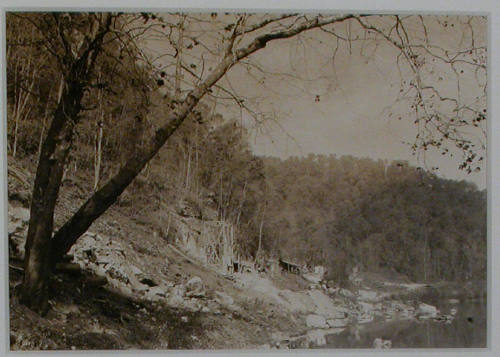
[8, 157, 461, 350]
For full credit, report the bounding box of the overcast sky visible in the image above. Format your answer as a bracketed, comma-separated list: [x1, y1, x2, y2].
[142, 13, 486, 189]
[214, 15, 488, 189]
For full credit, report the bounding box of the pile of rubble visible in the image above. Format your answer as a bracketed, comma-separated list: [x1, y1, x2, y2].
[69, 232, 239, 315]
[7, 200, 240, 317]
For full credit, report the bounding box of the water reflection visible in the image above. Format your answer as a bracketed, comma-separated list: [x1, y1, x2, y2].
[324, 300, 486, 348]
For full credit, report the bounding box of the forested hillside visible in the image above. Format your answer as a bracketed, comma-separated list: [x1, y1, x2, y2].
[6, 13, 486, 318]
[259, 155, 486, 284]
[8, 62, 486, 286]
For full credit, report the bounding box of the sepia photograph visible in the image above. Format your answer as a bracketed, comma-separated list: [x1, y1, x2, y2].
[3, 3, 492, 353]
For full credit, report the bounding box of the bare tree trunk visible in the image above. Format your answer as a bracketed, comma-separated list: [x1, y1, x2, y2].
[256, 204, 266, 262]
[218, 171, 224, 220]
[94, 72, 104, 190]
[21, 80, 84, 314]
[37, 84, 54, 161]
[21, 15, 112, 314]
[94, 121, 103, 190]
[165, 212, 171, 241]
[235, 180, 247, 227]
[184, 143, 191, 191]
[11, 26, 42, 158]
[423, 233, 428, 282]
[10, 60, 19, 156]
[38, 118, 45, 160]
[12, 59, 36, 158]
[194, 124, 199, 195]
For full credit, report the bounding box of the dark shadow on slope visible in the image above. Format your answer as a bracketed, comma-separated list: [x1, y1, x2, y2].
[9, 262, 204, 350]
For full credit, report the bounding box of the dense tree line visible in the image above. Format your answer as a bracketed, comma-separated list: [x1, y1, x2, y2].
[259, 155, 486, 284]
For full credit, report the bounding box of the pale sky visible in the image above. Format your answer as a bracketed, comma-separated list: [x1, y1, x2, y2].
[141, 13, 487, 189]
[215, 15, 488, 189]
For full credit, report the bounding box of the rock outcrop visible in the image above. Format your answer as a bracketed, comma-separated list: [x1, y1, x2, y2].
[8, 204, 30, 259]
[185, 276, 205, 298]
[306, 314, 328, 329]
[417, 303, 439, 319]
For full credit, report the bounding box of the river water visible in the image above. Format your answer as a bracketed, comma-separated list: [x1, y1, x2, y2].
[323, 299, 486, 348]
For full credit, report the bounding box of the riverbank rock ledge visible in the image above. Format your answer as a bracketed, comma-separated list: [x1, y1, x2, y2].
[306, 314, 328, 329]
[326, 317, 349, 328]
[358, 289, 380, 302]
[417, 303, 438, 318]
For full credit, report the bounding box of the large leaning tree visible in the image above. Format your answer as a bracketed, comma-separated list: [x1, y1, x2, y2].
[6, 12, 486, 314]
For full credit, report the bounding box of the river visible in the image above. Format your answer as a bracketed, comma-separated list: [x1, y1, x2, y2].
[323, 299, 486, 348]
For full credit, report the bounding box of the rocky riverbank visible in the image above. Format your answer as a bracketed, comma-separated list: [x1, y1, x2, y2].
[9, 200, 461, 350]
[7, 160, 479, 350]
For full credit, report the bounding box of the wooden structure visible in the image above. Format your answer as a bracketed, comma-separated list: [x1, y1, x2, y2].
[278, 258, 302, 274]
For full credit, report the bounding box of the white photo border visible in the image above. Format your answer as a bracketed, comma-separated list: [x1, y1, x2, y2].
[0, 1, 497, 356]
